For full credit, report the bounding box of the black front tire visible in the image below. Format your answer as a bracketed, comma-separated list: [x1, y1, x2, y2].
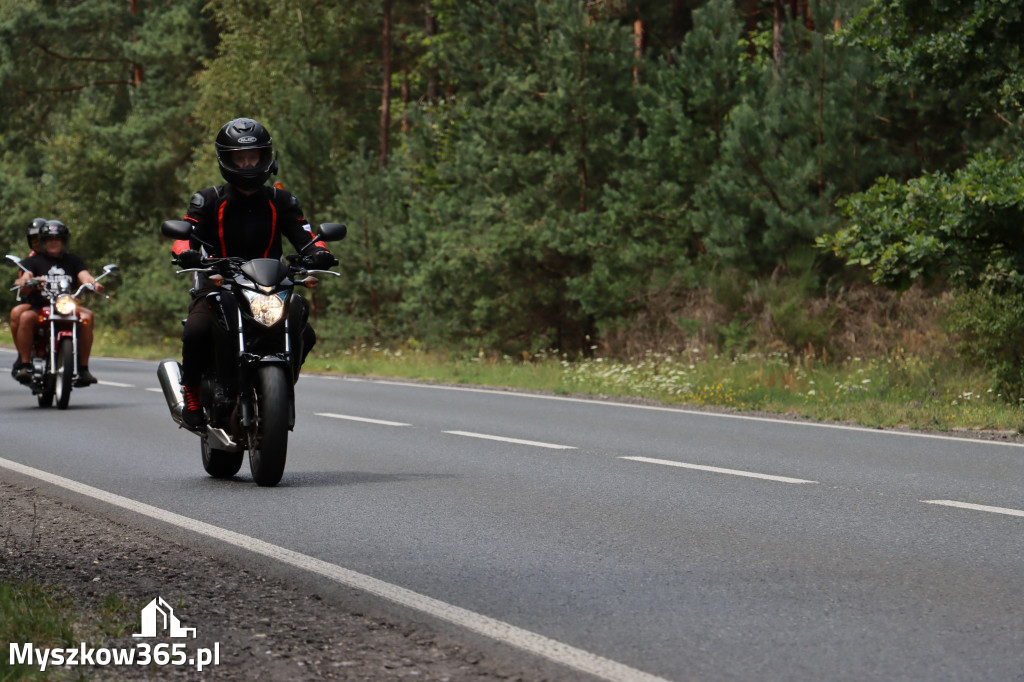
[55, 338, 73, 410]
[248, 365, 290, 487]
[201, 439, 244, 478]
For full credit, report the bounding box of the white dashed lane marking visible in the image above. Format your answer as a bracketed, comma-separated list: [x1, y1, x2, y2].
[923, 500, 1024, 518]
[620, 456, 818, 484]
[316, 412, 410, 427]
[444, 430, 576, 450]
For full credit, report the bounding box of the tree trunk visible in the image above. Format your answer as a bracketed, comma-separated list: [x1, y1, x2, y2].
[632, 18, 643, 86]
[129, 0, 143, 85]
[773, 0, 785, 66]
[379, 0, 392, 170]
[743, 0, 760, 57]
[425, 0, 438, 104]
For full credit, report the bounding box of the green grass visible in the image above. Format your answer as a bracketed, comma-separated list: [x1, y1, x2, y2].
[83, 332, 1024, 434]
[0, 579, 142, 682]
[0, 581, 76, 681]
[297, 343, 1024, 434]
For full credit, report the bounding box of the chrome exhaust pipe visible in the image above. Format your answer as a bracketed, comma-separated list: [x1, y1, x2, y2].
[157, 359, 185, 426]
[156, 359, 239, 448]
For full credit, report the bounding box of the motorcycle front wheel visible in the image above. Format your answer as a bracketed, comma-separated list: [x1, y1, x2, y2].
[248, 364, 290, 487]
[55, 338, 74, 410]
[201, 439, 244, 479]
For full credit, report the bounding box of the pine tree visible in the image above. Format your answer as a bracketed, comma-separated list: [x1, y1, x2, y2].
[383, 0, 635, 353]
[0, 0, 212, 337]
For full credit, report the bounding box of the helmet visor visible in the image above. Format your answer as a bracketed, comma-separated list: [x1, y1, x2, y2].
[222, 147, 275, 172]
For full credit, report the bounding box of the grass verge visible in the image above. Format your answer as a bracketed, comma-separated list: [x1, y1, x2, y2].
[298, 343, 1024, 434]
[72, 330, 1024, 434]
[0, 579, 140, 682]
[0, 581, 75, 681]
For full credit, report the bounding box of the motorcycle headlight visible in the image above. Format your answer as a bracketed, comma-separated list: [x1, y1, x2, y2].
[243, 290, 287, 327]
[55, 294, 77, 316]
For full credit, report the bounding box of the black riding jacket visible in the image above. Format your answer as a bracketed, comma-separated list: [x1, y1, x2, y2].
[175, 184, 326, 260]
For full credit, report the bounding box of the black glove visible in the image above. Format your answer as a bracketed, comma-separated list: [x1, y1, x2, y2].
[174, 250, 203, 269]
[302, 249, 338, 270]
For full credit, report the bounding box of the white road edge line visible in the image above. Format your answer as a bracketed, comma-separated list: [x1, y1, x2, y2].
[0, 457, 668, 682]
[444, 431, 576, 450]
[621, 456, 818, 484]
[322, 376, 1024, 448]
[316, 412, 411, 427]
[97, 380, 134, 388]
[923, 499, 1024, 518]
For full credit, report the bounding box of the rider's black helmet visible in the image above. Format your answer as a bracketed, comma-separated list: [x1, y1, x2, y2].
[27, 217, 46, 251]
[41, 220, 70, 245]
[215, 118, 278, 191]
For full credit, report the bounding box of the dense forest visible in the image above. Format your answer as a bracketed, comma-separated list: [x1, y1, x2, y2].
[1, 1, 1022, 387]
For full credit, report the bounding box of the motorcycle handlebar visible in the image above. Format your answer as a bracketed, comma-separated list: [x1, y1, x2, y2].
[173, 257, 340, 278]
[9, 277, 42, 293]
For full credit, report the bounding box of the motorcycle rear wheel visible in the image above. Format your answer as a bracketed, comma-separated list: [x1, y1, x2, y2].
[248, 364, 290, 487]
[201, 439, 244, 478]
[55, 338, 73, 410]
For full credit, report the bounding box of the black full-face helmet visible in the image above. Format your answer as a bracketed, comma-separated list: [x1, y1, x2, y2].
[40, 220, 70, 255]
[27, 217, 46, 251]
[215, 117, 278, 191]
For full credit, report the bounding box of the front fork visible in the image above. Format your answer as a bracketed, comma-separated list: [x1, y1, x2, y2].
[49, 319, 78, 377]
[35, 317, 77, 381]
[209, 293, 295, 430]
[233, 308, 295, 430]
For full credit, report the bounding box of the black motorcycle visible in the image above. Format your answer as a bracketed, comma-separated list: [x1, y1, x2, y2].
[157, 219, 346, 486]
[6, 255, 119, 409]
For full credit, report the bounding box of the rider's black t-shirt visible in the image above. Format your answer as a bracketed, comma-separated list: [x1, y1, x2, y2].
[20, 252, 88, 308]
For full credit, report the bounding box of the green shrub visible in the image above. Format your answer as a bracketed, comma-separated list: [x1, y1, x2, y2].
[945, 287, 1024, 402]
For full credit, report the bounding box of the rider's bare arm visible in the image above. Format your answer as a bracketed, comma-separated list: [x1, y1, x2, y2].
[14, 272, 41, 292]
[78, 271, 104, 294]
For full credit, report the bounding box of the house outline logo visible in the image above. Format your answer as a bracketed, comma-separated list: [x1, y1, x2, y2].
[132, 597, 197, 639]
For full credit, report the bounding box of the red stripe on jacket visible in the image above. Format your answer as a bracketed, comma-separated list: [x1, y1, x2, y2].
[265, 199, 277, 257]
[217, 201, 228, 256]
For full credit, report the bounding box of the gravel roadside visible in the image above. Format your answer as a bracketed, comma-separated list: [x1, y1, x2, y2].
[1, 479, 561, 681]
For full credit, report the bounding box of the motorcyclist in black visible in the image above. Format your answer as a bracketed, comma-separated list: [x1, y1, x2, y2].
[172, 117, 338, 429]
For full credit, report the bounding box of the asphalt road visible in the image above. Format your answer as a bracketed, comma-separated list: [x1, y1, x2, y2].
[2, 349, 1023, 681]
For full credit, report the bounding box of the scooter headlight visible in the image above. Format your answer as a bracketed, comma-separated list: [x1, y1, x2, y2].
[54, 294, 77, 316]
[243, 290, 287, 327]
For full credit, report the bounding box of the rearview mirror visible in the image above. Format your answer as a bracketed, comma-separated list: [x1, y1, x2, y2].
[161, 220, 193, 240]
[318, 223, 347, 242]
